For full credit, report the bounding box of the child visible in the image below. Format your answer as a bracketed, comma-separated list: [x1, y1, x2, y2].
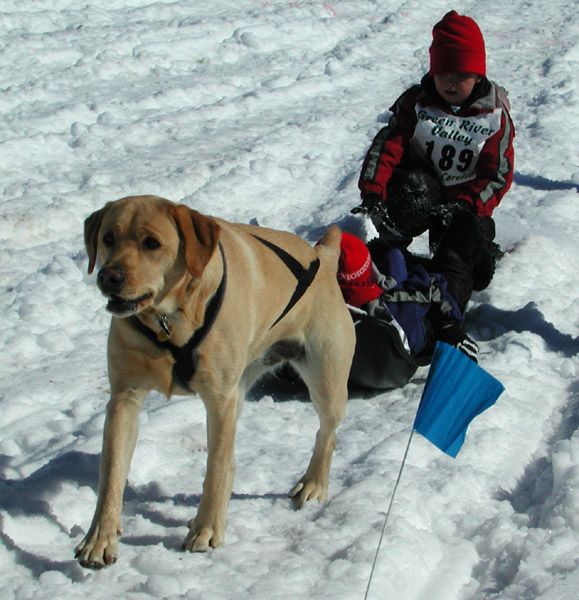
[338, 231, 479, 364]
[355, 11, 515, 297]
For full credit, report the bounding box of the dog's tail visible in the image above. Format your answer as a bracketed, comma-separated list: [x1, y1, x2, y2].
[315, 224, 342, 273]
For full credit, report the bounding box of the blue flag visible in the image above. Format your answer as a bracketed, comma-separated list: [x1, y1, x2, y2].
[413, 341, 504, 458]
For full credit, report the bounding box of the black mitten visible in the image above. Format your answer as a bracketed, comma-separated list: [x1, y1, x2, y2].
[455, 335, 479, 363]
[351, 194, 386, 218]
[432, 320, 479, 363]
[352, 195, 412, 249]
[478, 216, 496, 242]
[429, 201, 475, 253]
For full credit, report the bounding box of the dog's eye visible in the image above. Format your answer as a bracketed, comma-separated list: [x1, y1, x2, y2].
[143, 236, 161, 250]
[103, 232, 115, 246]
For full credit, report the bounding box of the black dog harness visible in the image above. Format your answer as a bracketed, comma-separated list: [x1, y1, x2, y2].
[252, 235, 320, 328]
[129, 237, 319, 389]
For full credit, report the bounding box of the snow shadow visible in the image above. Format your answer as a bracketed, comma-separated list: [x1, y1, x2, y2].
[247, 362, 404, 401]
[514, 171, 579, 192]
[0, 449, 293, 572]
[0, 528, 85, 581]
[248, 367, 309, 402]
[466, 301, 579, 357]
[0, 451, 101, 580]
[495, 379, 579, 528]
[495, 455, 553, 527]
[0, 451, 100, 516]
[483, 377, 578, 595]
[0, 452, 175, 574]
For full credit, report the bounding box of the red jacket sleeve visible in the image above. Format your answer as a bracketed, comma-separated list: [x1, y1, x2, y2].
[358, 86, 420, 202]
[447, 103, 515, 217]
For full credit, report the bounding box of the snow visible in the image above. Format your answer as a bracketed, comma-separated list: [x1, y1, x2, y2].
[0, 0, 578, 598]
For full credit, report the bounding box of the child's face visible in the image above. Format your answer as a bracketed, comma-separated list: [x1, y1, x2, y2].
[433, 72, 481, 105]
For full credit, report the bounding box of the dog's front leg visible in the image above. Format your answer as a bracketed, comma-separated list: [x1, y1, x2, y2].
[182, 389, 238, 552]
[75, 388, 146, 569]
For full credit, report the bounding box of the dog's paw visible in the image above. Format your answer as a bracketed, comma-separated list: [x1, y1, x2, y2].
[182, 519, 223, 552]
[75, 524, 120, 569]
[288, 479, 328, 509]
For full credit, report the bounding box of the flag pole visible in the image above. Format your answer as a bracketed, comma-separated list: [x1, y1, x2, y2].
[363, 427, 415, 600]
[363, 343, 504, 599]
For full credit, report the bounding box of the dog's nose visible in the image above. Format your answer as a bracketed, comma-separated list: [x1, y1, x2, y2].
[97, 266, 125, 293]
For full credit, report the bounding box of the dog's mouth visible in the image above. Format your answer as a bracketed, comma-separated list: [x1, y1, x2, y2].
[106, 292, 153, 316]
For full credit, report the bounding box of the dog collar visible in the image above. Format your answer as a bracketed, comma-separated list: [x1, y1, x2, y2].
[128, 243, 227, 390]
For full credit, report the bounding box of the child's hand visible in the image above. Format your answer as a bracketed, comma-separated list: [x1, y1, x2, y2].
[478, 216, 495, 241]
[430, 200, 473, 227]
[353, 195, 412, 249]
[351, 194, 386, 218]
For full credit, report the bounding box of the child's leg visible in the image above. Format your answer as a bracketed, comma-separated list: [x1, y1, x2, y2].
[430, 249, 474, 312]
[432, 210, 495, 295]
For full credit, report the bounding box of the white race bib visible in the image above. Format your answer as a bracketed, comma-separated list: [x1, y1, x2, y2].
[410, 105, 502, 186]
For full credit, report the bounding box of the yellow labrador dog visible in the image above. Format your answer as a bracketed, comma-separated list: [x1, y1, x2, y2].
[75, 195, 355, 569]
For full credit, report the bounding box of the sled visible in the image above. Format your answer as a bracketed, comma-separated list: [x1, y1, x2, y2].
[348, 307, 428, 390]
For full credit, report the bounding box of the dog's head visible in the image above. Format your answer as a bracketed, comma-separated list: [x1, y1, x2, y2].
[84, 195, 221, 317]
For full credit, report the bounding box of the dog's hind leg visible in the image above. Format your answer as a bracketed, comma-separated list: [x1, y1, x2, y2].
[288, 317, 354, 508]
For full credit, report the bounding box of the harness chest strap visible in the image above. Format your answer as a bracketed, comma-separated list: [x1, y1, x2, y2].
[128, 243, 227, 389]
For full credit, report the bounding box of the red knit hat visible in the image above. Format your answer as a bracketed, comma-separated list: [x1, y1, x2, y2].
[338, 233, 383, 307]
[429, 11, 486, 76]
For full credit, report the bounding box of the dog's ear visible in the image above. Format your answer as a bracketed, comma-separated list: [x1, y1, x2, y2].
[171, 205, 221, 278]
[84, 205, 108, 274]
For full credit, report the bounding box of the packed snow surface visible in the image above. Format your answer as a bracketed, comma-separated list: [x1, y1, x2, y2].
[0, 1, 578, 599]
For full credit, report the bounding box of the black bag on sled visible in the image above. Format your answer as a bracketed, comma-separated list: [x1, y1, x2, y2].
[348, 309, 426, 390]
